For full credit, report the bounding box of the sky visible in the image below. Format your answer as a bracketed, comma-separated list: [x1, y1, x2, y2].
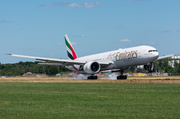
[1, 0, 180, 64]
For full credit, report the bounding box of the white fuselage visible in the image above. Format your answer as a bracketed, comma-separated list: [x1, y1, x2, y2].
[66, 45, 159, 73]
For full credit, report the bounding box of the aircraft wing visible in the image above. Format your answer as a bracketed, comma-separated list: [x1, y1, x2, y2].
[8, 54, 112, 66]
[157, 54, 174, 60]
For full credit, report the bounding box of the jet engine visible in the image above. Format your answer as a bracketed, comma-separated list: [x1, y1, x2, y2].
[83, 61, 101, 74]
[137, 62, 153, 73]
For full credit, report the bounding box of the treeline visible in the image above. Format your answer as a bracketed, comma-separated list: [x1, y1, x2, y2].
[154, 58, 180, 73]
[0, 61, 70, 76]
[1, 58, 180, 76]
[125, 58, 180, 74]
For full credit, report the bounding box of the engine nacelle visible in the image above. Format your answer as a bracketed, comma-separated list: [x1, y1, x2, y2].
[137, 63, 153, 73]
[83, 61, 101, 74]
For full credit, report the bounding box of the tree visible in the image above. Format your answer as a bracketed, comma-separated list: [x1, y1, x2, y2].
[0, 61, 72, 76]
[176, 63, 180, 73]
[125, 66, 136, 73]
[153, 58, 170, 72]
[47, 66, 59, 75]
[165, 66, 174, 73]
[6, 72, 13, 76]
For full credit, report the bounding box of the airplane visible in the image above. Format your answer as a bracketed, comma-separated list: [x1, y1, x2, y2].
[8, 34, 174, 79]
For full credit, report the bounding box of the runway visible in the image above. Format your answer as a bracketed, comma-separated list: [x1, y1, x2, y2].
[1, 76, 180, 83]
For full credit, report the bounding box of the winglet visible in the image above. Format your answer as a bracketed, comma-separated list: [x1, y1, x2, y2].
[64, 34, 78, 60]
[6, 53, 12, 55]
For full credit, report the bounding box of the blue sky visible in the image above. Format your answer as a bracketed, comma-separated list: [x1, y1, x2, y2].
[1, 0, 180, 63]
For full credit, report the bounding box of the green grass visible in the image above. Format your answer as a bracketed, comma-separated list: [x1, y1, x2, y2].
[0, 83, 180, 119]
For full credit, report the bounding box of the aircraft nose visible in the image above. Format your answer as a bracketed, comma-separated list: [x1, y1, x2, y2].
[149, 52, 159, 61]
[153, 52, 159, 60]
[156, 52, 159, 59]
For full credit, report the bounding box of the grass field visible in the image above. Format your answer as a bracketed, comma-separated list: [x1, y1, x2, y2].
[0, 83, 180, 119]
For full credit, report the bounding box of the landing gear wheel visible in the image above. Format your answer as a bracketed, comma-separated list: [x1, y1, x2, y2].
[87, 76, 98, 80]
[117, 75, 127, 80]
[116, 69, 127, 80]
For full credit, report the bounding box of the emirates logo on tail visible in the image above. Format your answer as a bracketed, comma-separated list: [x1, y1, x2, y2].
[64, 35, 77, 60]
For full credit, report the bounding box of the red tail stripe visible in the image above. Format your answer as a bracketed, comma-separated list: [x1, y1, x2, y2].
[70, 45, 77, 60]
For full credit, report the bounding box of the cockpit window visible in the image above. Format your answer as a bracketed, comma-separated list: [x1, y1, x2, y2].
[148, 50, 157, 52]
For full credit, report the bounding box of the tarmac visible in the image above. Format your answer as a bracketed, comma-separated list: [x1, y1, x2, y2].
[0, 76, 180, 83]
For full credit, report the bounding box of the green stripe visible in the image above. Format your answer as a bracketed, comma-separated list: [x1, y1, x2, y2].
[65, 37, 71, 51]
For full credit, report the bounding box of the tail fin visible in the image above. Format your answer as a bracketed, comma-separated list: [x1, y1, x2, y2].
[64, 34, 78, 60]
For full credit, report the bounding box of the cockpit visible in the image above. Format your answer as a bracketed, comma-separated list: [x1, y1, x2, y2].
[148, 50, 158, 52]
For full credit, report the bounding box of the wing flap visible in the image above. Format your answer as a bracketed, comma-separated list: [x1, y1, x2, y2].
[8, 54, 113, 67]
[38, 63, 64, 66]
[8, 54, 86, 65]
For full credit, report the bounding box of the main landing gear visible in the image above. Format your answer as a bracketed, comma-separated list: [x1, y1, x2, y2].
[87, 75, 98, 80]
[117, 75, 127, 80]
[117, 70, 127, 80]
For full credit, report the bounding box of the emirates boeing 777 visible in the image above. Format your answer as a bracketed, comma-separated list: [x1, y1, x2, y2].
[8, 35, 174, 79]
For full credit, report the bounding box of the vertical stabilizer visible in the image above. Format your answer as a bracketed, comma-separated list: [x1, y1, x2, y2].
[64, 34, 78, 60]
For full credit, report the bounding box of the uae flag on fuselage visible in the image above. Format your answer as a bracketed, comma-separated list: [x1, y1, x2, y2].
[64, 35, 77, 60]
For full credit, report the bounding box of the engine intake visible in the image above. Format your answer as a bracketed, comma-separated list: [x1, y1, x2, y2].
[83, 61, 101, 74]
[137, 63, 153, 73]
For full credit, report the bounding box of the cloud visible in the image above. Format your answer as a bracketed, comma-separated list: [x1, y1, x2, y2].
[50, 54, 56, 56]
[163, 29, 180, 32]
[58, 43, 64, 46]
[71, 42, 78, 45]
[149, 42, 156, 45]
[120, 39, 132, 42]
[74, 34, 86, 37]
[0, 20, 14, 23]
[81, 34, 85, 37]
[127, 0, 137, 1]
[150, 42, 155, 45]
[40, 2, 102, 8]
[0, 20, 7, 22]
[67, 3, 81, 8]
[114, 39, 132, 43]
[126, 0, 149, 1]
[82, 2, 102, 8]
